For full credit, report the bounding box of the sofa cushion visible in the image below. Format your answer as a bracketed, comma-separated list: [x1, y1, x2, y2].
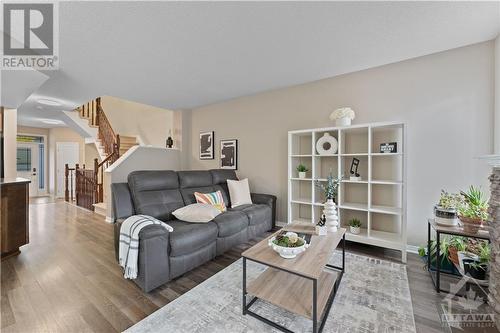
[231, 204, 272, 226]
[178, 170, 213, 188]
[128, 171, 184, 221]
[167, 220, 218, 257]
[210, 169, 238, 206]
[212, 211, 249, 238]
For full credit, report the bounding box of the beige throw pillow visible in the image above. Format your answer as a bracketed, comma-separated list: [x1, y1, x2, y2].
[172, 203, 221, 223]
[227, 178, 252, 208]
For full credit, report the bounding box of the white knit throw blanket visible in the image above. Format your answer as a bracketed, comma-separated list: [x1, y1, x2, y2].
[119, 215, 173, 279]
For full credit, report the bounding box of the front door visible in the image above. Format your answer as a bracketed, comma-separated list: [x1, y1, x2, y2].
[16, 143, 39, 196]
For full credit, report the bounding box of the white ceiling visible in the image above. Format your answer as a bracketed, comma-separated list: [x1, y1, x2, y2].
[6, 1, 500, 128]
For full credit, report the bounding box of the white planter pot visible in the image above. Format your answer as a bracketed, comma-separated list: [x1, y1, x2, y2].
[323, 199, 339, 232]
[350, 226, 360, 234]
[268, 235, 309, 259]
[335, 117, 352, 126]
[298, 172, 306, 179]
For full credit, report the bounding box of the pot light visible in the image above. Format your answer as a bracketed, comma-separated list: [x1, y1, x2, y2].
[40, 119, 64, 125]
[37, 98, 62, 106]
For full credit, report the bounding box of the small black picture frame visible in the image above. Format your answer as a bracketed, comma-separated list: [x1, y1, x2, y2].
[200, 131, 214, 160]
[220, 139, 238, 170]
[380, 142, 397, 154]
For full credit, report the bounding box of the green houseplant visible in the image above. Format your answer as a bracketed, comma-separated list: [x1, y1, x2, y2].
[458, 186, 489, 234]
[462, 242, 490, 280]
[348, 218, 361, 235]
[296, 164, 309, 179]
[434, 190, 463, 226]
[447, 236, 466, 265]
[314, 173, 341, 202]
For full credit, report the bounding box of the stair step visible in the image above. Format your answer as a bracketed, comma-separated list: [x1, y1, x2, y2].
[93, 202, 106, 216]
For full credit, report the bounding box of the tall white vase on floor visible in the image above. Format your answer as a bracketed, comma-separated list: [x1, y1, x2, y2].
[323, 199, 338, 232]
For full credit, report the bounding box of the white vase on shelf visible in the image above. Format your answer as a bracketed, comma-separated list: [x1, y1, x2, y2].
[323, 199, 338, 232]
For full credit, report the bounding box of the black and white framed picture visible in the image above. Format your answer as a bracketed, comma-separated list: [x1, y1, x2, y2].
[220, 139, 238, 170]
[199, 131, 214, 159]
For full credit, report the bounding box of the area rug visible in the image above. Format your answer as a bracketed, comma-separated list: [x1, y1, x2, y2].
[125, 253, 416, 332]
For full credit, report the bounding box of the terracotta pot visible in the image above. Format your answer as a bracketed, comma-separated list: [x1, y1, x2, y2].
[458, 216, 483, 235]
[448, 246, 460, 265]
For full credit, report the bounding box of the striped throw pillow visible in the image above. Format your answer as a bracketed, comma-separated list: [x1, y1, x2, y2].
[194, 190, 227, 212]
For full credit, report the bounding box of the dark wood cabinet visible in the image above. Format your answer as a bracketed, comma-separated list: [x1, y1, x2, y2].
[1, 178, 30, 260]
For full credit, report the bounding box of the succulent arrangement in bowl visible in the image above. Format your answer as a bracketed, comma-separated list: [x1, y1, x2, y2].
[434, 190, 463, 226]
[269, 231, 309, 259]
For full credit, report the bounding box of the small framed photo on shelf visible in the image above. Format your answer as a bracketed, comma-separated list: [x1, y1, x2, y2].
[200, 131, 214, 160]
[380, 142, 397, 154]
[220, 139, 238, 170]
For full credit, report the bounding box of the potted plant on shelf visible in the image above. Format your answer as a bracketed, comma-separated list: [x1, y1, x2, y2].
[348, 218, 361, 234]
[447, 236, 466, 265]
[296, 164, 309, 179]
[434, 190, 463, 226]
[315, 173, 341, 232]
[462, 242, 490, 280]
[458, 186, 489, 234]
[329, 107, 355, 126]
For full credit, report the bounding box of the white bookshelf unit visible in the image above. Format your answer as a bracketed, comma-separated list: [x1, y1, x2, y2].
[288, 121, 407, 262]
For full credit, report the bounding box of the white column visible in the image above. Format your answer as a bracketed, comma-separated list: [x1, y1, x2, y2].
[3, 108, 18, 179]
[494, 35, 500, 154]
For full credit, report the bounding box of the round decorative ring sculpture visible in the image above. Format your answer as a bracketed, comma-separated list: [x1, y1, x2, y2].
[316, 133, 338, 155]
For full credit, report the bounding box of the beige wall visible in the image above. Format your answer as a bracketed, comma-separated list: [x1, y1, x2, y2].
[101, 96, 174, 147]
[48, 127, 86, 195]
[188, 41, 495, 246]
[85, 143, 100, 168]
[3, 108, 17, 179]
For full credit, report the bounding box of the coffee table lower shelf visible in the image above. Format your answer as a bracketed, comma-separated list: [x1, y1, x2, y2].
[243, 259, 343, 333]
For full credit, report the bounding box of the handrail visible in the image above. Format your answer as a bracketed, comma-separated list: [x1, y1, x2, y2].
[67, 96, 122, 210]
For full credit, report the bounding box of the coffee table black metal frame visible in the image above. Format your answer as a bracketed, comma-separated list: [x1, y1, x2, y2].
[242, 234, 345, 333]
[427, 219, 490, 296]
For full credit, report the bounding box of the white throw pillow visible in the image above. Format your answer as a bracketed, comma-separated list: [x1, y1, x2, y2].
[172, 203, 221, 223]
[227, 178, 252, 208]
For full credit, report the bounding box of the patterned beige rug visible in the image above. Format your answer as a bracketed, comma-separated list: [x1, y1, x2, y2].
[126, 253, 416, 332]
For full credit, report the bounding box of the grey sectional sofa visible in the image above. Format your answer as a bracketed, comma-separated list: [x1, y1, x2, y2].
[112, 169, 276, 292]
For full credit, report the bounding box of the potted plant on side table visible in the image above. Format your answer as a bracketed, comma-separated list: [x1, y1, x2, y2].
[434, 190, 463, 226]
[348, 218, 361, 235]
[296, 164, 309, 179]
[448, 236, 466, 266]
[458, 186, 489, 234]
[462, 241, 490, 280]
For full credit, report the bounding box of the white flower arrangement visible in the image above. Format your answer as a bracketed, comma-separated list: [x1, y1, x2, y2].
[329, 107, 356, 121]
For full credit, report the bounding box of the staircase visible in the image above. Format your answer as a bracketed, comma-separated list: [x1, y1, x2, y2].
[65, 97, 138, 213]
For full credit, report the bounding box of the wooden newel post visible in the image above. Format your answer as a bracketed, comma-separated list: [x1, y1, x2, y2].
[94, 158, 99, 202]
[64, 164, 69, 202]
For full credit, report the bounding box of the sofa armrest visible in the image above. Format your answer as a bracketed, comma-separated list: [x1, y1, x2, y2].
[114, 219, 171, 292]
[251, 193, 277, 229]
[111, 183, 135, 221]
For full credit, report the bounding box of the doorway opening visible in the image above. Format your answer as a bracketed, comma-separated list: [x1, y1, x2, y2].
[16, 135, 46, 197]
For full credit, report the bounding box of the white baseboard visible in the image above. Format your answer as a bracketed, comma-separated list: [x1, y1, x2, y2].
[105, 216, 114, 224]
[406, 245, 419, 254]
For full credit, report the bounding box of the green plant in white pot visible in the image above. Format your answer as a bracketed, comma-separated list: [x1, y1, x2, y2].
[315, 173, 341, 232]
[348, 218, 361, 235]
[296, 164, 309, 179]
[434, 190, 463, 226]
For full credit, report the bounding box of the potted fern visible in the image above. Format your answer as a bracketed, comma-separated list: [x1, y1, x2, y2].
[458, 186, 489, 234]
[348, 218, 361, 234]
[296, 164, 309, 179]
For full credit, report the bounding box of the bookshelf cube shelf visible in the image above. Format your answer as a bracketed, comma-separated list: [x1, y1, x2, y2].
[288, 122, 407, 262]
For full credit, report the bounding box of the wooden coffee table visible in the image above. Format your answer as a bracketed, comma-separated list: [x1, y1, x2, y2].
[242, 223, 346, 333]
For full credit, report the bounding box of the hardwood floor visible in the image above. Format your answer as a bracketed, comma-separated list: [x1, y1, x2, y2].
[0, 200, 495, 332]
